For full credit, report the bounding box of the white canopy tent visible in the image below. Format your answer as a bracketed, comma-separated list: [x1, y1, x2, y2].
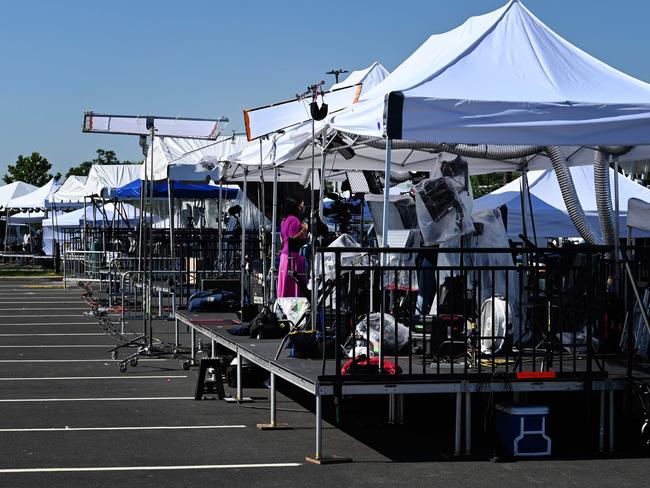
[474, 167, 650, 239]
[84, 165, 142, 198]
[50, 175, 88, 205]
[326, 0, 650, 251]
[6, 178, 61, 211]
[144, 134, 251, 182]
[4, 211, 45, 224]
[42, 203, 139, 256]
[331, 62, 390, 92]
[43, 202, 139, 229]
[0, 181, 37, 210]
[330, 0, 650, 147]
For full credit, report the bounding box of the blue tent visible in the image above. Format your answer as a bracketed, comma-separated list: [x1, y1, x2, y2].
[114, 180, 239, 200]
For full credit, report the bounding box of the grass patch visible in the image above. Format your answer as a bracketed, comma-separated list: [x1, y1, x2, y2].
[0, 269, 61, 277]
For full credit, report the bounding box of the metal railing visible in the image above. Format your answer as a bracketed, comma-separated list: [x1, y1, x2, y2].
[66, 226, 266, 308]
[315, 245, 639, 383]
[63, 250, 106, 287]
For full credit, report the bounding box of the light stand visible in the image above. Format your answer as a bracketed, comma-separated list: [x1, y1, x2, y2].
[81, 111, 228, 370]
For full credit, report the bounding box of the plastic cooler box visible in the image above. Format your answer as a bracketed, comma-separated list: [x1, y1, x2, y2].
[495, 404, 551, 457]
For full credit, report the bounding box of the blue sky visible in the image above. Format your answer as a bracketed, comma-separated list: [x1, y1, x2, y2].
[1, 0, 650, 176]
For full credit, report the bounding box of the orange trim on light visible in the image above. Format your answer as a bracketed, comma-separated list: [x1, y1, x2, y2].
[353, 84, 363, 104]
[516, 371, 557, 380]
[243, 110, 252, 141]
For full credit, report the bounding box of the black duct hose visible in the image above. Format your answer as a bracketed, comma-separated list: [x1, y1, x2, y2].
[593, 150, 616, 246]
[546, 146, 603, 245]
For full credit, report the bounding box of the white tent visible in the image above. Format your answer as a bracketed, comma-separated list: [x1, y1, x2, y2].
[84, 165, 142, 198]
[331, 61, 390, 92]
[144, 134, 251, 182]
[330, 0, 650, 147]
[43, 202, 139, 228]
[50, 175, 88, 205]
[42, 203, 139, 255]
[6, 178, 61, 211]
[0, 182, 37, 210]
[4, 211, 45, 223]
[474, 167, 650, 239]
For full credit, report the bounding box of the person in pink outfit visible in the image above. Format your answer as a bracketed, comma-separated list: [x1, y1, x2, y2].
[277, 198, 308, 298]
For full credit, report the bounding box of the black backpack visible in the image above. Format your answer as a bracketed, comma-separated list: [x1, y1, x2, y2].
[249, 306, 287, 339]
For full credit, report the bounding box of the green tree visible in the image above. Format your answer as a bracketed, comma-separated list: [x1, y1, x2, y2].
[65, 149, 142, 177]
[66, 149, 120, 177]
[3, 152, 57, 186]
[470, 172, 514, 198]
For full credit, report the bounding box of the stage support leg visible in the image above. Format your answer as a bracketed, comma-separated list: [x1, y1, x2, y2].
[599, 389, 606, 453]
[190, 328, 196, 362]
[388, 394, 405, 425]
[455, 391, 462, 456]
[609, 388, 615, 452]
[225, 350, 252, 403]
[465, 386, 472, 455]
[305, 390, 352, 465]
[257, 372, 291, 430]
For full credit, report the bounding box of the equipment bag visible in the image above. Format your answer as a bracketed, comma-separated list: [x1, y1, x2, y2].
[187, 289, 239, 313]
[286, 330, 334, 359]
[341, 355, 402, 375]
[249, 307, 288, 339]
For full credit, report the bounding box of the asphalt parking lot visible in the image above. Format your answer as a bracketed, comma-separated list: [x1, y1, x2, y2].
[0, 277, 648, 488]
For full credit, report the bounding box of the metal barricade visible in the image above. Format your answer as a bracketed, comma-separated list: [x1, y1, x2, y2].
[63, 250, 105, 288]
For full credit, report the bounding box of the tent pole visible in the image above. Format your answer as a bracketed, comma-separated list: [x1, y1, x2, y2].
[167, 176, 175, 279]
[270, 166, 278, 301]
[100, 197, 107, 254]
[28, 210, 33, 254]
[4, 208, 9, 252]
[240, 169, 248, 310]
[381, 139, 393, 251]
[217, 181, 223, 272]
[310, 118, 317, 332]
[519, 162, 529, 243]
[524, 167, 537, 245]
[318, 146, 327, 218]
[83, 196, 88, 252]
[259, 139, 268, 306]
[147, 124, 156, 350]
[138, 170, 146, 274]
[613, 156, 621, 290]
[379, 138, 393, 372]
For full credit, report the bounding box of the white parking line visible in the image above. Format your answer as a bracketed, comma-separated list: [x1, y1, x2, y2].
[0, 376, 188, 381]
[0, 397, 194, 403]
[0, 308, 88, 311]
[0, 463, 302, 473]
[0, 333, 136, 337]
[0, 359, 169, 363]
[0, 425, 245, 432]
[0, 315, 91, 318]
[0, 345, 115, 348]
[0, 322, 97, 326]
[0, 301, 84, 304]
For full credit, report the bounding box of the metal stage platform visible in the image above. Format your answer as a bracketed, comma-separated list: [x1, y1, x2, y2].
[175, 310, 640, 461]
